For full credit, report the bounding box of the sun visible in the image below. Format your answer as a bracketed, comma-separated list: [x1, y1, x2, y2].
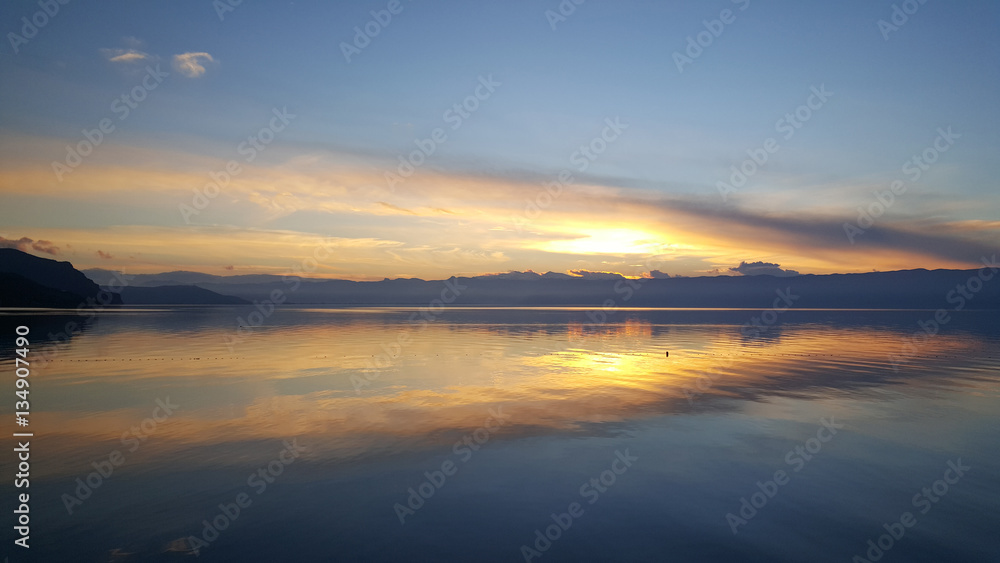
[534, 228, 673, 256]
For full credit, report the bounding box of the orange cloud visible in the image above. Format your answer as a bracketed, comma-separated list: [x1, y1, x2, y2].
[0, 235, 60, 255]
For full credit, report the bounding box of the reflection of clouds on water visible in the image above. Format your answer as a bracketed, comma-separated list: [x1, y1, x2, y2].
[5, 308, 997, 482]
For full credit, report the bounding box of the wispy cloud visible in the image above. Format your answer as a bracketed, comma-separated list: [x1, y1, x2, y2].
[172, 52, 214, 78]
[378, 201, 417, 215]
[101, 48, 151, 64]
[101, 37, 152, 64]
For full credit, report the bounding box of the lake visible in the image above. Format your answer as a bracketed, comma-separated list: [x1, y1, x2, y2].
[1, 307, 997, 562]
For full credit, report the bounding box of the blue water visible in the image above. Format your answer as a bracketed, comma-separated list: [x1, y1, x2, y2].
[0, 307, 997, 562]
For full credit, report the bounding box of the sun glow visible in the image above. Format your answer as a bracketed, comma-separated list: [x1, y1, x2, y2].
[534, 228, 673, 256]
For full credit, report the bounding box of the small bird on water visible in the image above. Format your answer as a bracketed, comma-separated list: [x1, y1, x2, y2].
[665, 351, 669, 357]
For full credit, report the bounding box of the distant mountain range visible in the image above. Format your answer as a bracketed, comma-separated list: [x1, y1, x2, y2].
[2, 249, 997, 309]
[82, 268, 307, 287]
[118, 285, 250, 305]
[82, 259, 1000, 310]
[217, 269, 999, 309]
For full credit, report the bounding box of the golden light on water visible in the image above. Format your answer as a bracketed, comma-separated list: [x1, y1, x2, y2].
[23, 311, 997, 481]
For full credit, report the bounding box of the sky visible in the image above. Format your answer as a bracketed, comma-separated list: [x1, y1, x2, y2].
[1, 0, 998, 280]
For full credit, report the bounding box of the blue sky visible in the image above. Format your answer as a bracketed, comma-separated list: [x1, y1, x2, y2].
[1, 0, 997, 278]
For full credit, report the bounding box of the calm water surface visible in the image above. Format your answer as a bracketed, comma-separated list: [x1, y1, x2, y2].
[1, 307, 997, 562]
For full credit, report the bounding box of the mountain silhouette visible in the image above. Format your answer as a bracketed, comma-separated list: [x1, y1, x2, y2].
[81, 264, 1000, 309]
[118, 285, 250, 305]
[0, 272, 92, 308]
[0, 248, 122, 307]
